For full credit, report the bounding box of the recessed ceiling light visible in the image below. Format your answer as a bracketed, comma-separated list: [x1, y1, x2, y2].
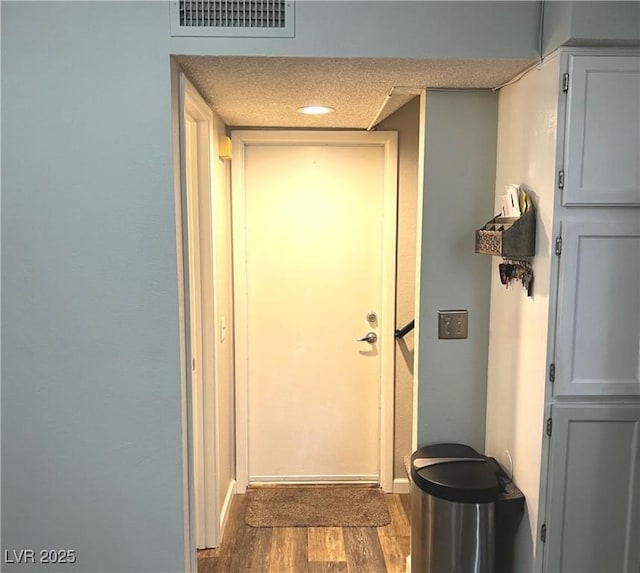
[297, 105, 335, 115]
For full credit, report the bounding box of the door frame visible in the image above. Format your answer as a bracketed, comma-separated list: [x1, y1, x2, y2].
[231, 130, 398, 493]
[177, 73, 221, 549]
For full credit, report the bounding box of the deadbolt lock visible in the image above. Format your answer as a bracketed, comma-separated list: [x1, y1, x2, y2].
[367, 312, 378, 323]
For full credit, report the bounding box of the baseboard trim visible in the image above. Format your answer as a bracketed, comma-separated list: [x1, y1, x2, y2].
[392, 477, 410, 494]
[219, 479, 237, 541]
[249, 474, 379, 484]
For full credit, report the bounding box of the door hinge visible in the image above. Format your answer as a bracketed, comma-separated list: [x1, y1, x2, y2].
[192, 357, 196, 371]
[558, 169, 565, 189]
[540, 523, 547, 542]
[555, 235, 562, 256]
[546, 417, 553, 437]
[549, 363, 555, 383]
[562, 73, 570, 93]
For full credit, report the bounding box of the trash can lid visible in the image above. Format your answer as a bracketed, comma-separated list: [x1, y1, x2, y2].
[411, 443, 498, 504]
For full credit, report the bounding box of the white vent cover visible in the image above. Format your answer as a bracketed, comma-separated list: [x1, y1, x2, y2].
[170, 0, 294, 37]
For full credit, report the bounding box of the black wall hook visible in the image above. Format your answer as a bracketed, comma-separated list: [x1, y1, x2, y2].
[395, 320, 415, 340]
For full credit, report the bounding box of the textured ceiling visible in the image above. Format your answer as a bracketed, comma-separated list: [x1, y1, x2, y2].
[176, 56, 536, 129]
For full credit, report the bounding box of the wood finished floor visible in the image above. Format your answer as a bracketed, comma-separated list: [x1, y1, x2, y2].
[197, 492, 411, 573]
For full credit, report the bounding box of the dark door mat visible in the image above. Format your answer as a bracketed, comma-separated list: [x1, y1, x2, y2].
[244, 485, 391, 528]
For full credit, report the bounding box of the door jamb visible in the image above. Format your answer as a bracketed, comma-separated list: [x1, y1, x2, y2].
[170, 59, 195, 573]
[231, 129, 398, 493]
[411, 91, 427, 456]
[176, 71, 221, 551]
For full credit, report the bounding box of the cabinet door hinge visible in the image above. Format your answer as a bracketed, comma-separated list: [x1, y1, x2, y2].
[549, 363, 555, 383]
[540, 524, 547, 542]
[546, 417, 553, 437]
[558, 169, 565, 189]
[555, 236, 562, 256]
[562, 73, 570, 93]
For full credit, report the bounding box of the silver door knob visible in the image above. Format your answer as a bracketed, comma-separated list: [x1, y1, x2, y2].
[356, 332, 377, 343]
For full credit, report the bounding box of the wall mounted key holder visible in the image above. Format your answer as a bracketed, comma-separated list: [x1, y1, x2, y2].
[474, 204, 536, 259]
[475, 186, 536, 296]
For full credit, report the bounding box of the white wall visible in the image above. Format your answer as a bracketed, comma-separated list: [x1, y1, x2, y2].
[378, 98, 420, 482]
[171, 1, 541, 59]
[416, 90, 497, 451]
[1, 3, 185, 572]
[484, 53, 560, 572]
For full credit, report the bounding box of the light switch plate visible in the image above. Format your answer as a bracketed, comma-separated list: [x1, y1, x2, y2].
[438, 310, 468, 339]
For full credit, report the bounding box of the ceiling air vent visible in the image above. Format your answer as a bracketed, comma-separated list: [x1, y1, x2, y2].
[170, 0, 294, 37]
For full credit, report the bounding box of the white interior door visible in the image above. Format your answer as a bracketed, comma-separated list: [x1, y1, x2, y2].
[232, 131, 397, 490]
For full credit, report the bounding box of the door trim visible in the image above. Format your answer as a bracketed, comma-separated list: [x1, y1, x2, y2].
[179, 73, 221, 549]
[231, 130, 398, 493]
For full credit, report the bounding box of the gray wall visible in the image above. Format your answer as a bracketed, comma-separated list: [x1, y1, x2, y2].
[416, 91, 497, 452]
[543, 1, 640, 55]
[171, 1, 541, 59]
[569, 2, 640, 43]
[0, 1, 544, 571]
[542, 1, 574, 57]
[1, 2, 185, 572]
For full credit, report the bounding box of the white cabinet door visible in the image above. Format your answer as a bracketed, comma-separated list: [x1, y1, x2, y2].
[544, 403, 640, 573]
[563, 54, 640, 205]
[554, 216, 640, 397]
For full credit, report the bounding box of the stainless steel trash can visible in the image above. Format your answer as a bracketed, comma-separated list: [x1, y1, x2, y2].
[410, 444, 499, 573]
